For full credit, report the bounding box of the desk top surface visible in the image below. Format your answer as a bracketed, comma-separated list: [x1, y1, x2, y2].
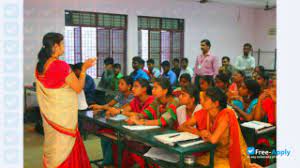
[79, 110, 216, 155]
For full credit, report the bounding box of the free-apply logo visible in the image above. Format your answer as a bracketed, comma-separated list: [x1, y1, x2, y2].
[247, 147, 255, 155]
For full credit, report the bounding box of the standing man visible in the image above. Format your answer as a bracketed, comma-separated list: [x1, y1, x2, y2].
[235, 43, 255, 77]
[193, 39, 219, 87]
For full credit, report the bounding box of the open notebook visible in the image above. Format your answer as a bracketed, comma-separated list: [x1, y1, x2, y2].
[122, 125, 160, 131]
[154, 132, 203, 147]
[241, 121, 275, 133]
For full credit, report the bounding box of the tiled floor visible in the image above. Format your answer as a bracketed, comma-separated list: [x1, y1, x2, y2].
[24, 123, 102, 168]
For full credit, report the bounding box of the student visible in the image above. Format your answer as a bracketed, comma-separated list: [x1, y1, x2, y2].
[90, 76, 134, 112]
[172, 73, 191, 97]
[97, 57, 115, 103]
[112, 63, 123, 91]
[230, 79, 261, 121]
[235, 43, 255, 77]
[219, 56, 235, 78]
[255, 71, 270, 90]
[73, 63, 96, 105]
[127, 78, 180, 128]
[146, 58, 160, 80]
[228, 70, 245, 93]
[106, 78, 154, 168]
[130, 56, 150, 81]
[140, 58, 149, 75]
[252, 65, 265, 79]
[194, 87, 252, 168]
[106, 78, 154, 118]
[215, 73, 230, 93]
[172, 58, 181, 79]
[199, 75, 214, 91]
[89, 76, 134, 168]
[176, 84, 202, 128]
[161, 60, 177, 86]
[179, 58, 194, 78]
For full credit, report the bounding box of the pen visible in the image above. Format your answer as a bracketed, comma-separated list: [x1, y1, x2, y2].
[169, 133, 180, 138]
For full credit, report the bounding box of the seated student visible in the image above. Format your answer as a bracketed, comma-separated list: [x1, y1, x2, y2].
[228, 70, 245, 98]
[89, 76, 134, 168]
[172, 58, 181, 79]
[255, 71, 270, 90]
[130, 56, 150, 81]
[176, 84, 202, 128]
[112, 63, 123, 91]
[146, 58, 161, 81]
[215, 73, 230, 93]
[194, 87, 255, 168]
[179, 58, 194, 78]
[254, 74, 276, 125]
[199, 75, 214, 91]
[219, 56, 235, 78]
[252, 65, 265, 79]
[90, 76, 134, 112]
[161, 60, 177, 86]
[97, 57, 115, 103]
[172, 73, 191, 97]
[73, 62, 96, 105]
[229, 79, 261, 122]
[127, 78, 179, 128]
[106, 78, 154, 118]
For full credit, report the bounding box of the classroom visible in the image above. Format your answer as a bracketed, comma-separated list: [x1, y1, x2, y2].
[23, 0, 276, 167]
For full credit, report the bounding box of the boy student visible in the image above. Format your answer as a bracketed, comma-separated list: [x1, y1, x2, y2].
[179, 58, 194, 78]
[161, 60, 177, 86]
[112, 63, 123, 91]
[146, 58, 161, 80]
[97, 57, 115, 103]
[130, 56, 150, 81]
[172, 58, 181, 79]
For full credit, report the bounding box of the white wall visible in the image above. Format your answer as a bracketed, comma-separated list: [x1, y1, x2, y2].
[24, 0, 275, 84]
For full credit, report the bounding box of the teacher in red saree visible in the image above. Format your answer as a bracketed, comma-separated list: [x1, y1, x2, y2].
[35, 32, 96, 168]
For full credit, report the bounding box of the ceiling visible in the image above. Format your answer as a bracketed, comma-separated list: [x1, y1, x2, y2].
[186, 0, 276, 9]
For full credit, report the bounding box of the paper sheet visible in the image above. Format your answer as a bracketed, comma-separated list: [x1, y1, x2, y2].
[154, 132, 199, 145]
[241, 120, 272, 130]
[144, 147, 179, 163]
[109, 114, 128, 121]
[85, 110, 94, 118]
[122, 125, 160, 131]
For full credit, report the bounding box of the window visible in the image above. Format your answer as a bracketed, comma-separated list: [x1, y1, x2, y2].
[64, 10, 127, 78]
[138, 16, 184, 67]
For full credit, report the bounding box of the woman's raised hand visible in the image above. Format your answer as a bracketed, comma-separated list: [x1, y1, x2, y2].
[82, 57, 97, 71]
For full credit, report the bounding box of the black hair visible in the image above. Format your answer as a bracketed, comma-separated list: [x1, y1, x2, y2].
[244, 79, 261, 100]
[222, 56, 230, 62]
[114, 63, 121, 69]
[69, 64, 75, 70]
[181, 58, 189, 64]
[154, 77, 173, 96]
[200, 75, 214, 86]
[104, 57, 114, 65]
[234, 70, 246, 78]
[140, 59, 145, 66]
[215, 73, 230, 85]
[132, 56, 143, 64]
[36, 32, 64, 74]
[135, 78, 150, 89]
[173, 58, 179, 63]
[73, 63, 83, 70]
[243, 43, 252, 49]
[181, 84, 199, 105]
[201, 39, 211, 48]
[205, 87, 228, 110]
[256, 71, 270, 86]
[255, 65, 265, 73]
[161, 60, 170, 67]
[179, 73, 192, 82]
[120, 76, 133, 89]
[147, 58, 155, 64]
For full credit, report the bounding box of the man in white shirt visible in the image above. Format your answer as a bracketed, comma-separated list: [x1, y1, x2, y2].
[179, 58, 194, 78]
[235, 43, 255, 77]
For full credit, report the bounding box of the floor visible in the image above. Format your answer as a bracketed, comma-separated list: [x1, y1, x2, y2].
[24, 123, 103, 168]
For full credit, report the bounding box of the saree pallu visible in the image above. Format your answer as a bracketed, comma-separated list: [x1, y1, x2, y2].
[196, 108, 251, 168]
[36, 80, 91, 168]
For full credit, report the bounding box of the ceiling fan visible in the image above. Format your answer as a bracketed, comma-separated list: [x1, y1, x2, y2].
[264, 0, 276, 10]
